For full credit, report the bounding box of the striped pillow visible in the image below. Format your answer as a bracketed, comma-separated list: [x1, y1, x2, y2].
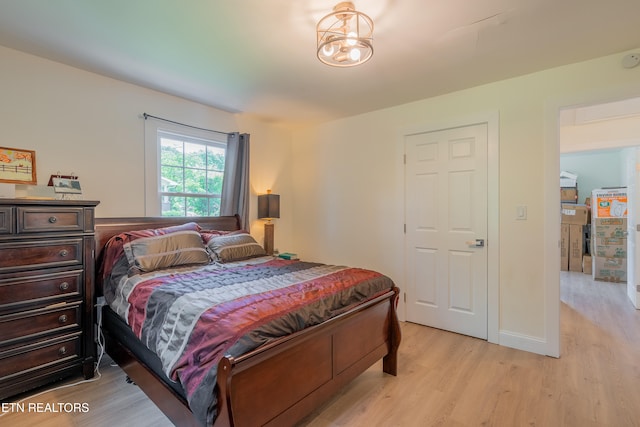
[207, 233, 266, 262]
[123, 230, 210, 273]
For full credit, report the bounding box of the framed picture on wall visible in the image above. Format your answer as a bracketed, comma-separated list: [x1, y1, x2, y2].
[0, 146, 37, 185]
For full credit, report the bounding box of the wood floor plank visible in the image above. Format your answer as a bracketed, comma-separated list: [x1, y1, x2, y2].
[1, 271, 639, 426]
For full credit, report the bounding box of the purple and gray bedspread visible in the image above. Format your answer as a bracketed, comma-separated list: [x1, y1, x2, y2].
[102, 255, 394, 426]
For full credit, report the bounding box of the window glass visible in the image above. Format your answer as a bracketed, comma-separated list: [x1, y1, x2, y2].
[159, 131, 225, 216]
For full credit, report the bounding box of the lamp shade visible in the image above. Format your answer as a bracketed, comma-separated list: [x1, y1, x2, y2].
[258, 193, 280, 219]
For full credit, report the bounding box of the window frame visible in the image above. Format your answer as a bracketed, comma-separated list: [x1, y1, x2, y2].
[144, 119, 227, 217]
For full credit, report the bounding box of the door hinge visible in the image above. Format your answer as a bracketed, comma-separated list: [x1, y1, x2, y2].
[403, 154, 406, 164]
[404, 223, 406, 233]
[403, 292, 406, 303]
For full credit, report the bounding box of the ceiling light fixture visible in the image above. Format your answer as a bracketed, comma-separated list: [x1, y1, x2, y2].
[316, 2, 373, 67]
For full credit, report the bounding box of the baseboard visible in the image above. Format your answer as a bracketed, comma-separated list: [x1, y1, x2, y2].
[498, 330, 552, 357]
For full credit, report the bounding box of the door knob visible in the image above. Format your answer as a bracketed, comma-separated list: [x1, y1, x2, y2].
[465, 239, 485, 247]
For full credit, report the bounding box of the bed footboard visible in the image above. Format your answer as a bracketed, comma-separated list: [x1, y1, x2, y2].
[214, 287, 401, 427]
[103, 288, 400, 427]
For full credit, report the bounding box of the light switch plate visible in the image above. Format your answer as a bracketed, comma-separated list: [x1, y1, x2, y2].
[516, 205, 527, 220]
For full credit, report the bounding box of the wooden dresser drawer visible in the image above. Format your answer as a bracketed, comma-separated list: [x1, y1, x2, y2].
[0, 333, 81, 380]
[0, 207, 13, 234]
[0, 304, 81, 345]
[0, 270, 81, 310]
[17, 207, 85, 233]
[0, 239, 83, 272]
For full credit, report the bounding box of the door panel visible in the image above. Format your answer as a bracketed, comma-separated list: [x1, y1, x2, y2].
[450, 171, 473, 230]
[449, 250, 473, 312]
[414, 248, 437, 304]
[405, 124, 488, 339]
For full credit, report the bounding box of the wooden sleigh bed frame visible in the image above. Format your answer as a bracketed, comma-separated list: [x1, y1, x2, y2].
[95, 215, 401, 427]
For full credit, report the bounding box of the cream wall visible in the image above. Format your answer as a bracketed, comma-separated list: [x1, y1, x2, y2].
[291, 49, 640, 356]
[0, 45, 295, 249]
[236, 116, 295, 254]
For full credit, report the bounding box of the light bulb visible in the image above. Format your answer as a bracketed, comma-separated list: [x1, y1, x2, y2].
[349, 48, 361, 61]
[346, 31, 357, 46]
[321, 43, 335, 57]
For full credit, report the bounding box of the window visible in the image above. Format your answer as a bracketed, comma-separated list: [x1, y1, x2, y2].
[158, 130, 225, 217]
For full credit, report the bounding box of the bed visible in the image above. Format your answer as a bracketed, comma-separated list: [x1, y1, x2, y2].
[95, 215, 401, 427]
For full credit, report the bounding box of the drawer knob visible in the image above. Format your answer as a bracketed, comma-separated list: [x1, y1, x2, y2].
[49, 216, 58, 223]
[58, 346, 67, 356]
[59, 249, 69, 257]
[59, 281, 70, 291]
[58, 314, 68, 323]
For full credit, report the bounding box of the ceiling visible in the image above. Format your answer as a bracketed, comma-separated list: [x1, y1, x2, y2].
[0, 0, 639, 124]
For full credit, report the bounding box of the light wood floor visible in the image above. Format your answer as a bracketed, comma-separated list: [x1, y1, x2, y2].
[2, 271, 639, 426]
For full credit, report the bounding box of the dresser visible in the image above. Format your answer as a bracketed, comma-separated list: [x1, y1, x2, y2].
[0, 199, 99, 399]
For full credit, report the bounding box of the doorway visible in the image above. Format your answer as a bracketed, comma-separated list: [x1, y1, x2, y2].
[559, 98, 640, 309]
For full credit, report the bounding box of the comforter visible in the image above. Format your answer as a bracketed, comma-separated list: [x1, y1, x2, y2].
[103, 255, 394, 426]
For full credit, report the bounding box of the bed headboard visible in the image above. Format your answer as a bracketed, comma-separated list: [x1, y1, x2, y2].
[95, 214, 242, 259]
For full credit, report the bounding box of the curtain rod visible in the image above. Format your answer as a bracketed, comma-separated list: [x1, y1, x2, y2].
[142, 113, 232, 136]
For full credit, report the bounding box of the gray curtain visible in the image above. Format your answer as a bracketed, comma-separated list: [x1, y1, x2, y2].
[221, 132, 250, 230]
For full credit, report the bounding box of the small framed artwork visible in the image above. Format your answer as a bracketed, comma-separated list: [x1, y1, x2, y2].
[0, 147, 37, 185]
[52, 177, 82, 194]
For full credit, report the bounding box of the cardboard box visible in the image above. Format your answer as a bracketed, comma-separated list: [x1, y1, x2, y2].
[560, 224, 569, 271]
[569, 224, 585, 272]
[593, 244, 627, 258]
[560, 188, 578, 203]
[592, 188, 627, 218]
[593, 256, 627, 283]
[561, 204, 590, 225]
[592, 218, 627, 238]
[582, 255, 592, 275]
[594, 237, 626, 245]
[560, 171, 578, 187]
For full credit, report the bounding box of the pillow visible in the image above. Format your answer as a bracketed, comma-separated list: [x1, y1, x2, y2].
[207, 233, 266, 262]
[199, 228, 249, 244]
[199, 229, 234, 244]
[123, 230, 210, 273]
[99, 222, 203, 280]
[122, 222, 201, 242]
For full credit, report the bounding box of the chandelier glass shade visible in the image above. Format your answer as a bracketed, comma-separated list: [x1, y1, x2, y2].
[316, 2, 374, 67]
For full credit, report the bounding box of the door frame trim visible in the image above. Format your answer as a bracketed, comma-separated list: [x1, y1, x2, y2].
[399, 111, 500, 344]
